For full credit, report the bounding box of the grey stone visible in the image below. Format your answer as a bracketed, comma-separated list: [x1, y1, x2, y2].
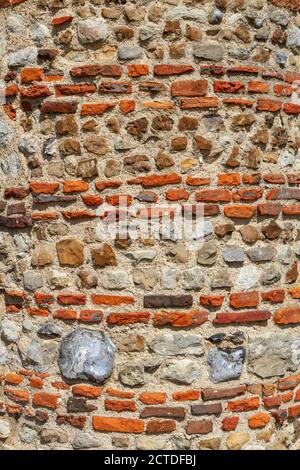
[211, 270, 233, 289]
[7, 14, 24, 33]
[208, 8, 223, 24]
[102, 270, 129, 289]
[161, 359, 200, 384]
[0, 39, 6, 59]
[150, 333, 204, 356]
[18, 135, 38, 155]
[0, 341, 10, 365]
[279, 150, 295, 167]
[0, 420, 10, 439]
[72, 433, 102, 449]
[78, 19, 109, 44]
[295, 241, 300, 257]
[167, 7, 206, 21]
[235, 265, 259, 290]
[223, 245, 245, 263]
[31, 22, 51, 42]
[19, 424, 38, 444]
[182, 266, 204, 290]
[23, 271, 44, 291]
[38, 322, 62, 338]
[161, 267, 177, 290]
[270, 9, 290, 27]
[114, 137, 135, 151]
[193, 44, 224, 61]
[119, 364, 144, 387]
[248, 333, 300, 378]
[229, 48, 250, 60]
[8, 46, 37, 67]
[277, 245, 292, 265]
[48, 269, 70, 290]
[139, 28, 157, 42]
[202, 115, 224, 132]
[208, 347, 244, 383]
[118, 46, 142, 61]
[167, 244, 189, 263]
[247, 246, 276, 263]
[260, 264, 281, 285]
[59, 328, 116, 383]
[197, 241, 217, 266]
[287, 27, 300, 50]
[19, 338, 57, 373]
[255, 27, 269, 41]
[23, 319, 34, 333]
[1, 319, 21, 343]
[0, 120, 12, 147]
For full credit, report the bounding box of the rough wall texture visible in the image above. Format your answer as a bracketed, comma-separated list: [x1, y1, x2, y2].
[0, 0, 300, 451]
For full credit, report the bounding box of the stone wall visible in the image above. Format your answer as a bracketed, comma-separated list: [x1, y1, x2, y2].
[0, 0, 300, 451]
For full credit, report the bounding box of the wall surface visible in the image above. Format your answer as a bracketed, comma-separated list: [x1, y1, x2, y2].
[0, 0, 300, 451]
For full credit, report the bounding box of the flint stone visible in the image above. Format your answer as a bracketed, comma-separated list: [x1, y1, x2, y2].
[0, 152, 21, 178]
[235, 265, 259, 290]
[18, 135, 38, 155]
[1, 319, 21, 343]
[19, 424, 38, 444]
[19, 338, 57, 372]
[150, 333, 204, 356]
[223, 246, 245, 263]
[23, 271, 44, 291]
[78, 19, 109, 44]
[161, 267, 177, 290]
[270, 9, 290, 27]
[119, 364, 144, 387]
[248, 333, 300, 378]
[58, 328, 116, 383]
[247, 246, 276, 262]
[7, 14, 24, 33]
[0, 420, 10, 439]
[38, 322, 62, 338]
[277, 245, 292, 265]
[31, 22, 51, 42]
[161, 359, 200, 384]
[287, 27, 300, 49]
[194, 44, 224, 61]
[0, 120, 12, 147]
[8, 47, 37, 67]
[182, 267, 204, 290]
[208, 347, 244, 383]
[72, 433, 102, 449]
[0, 340, 10, 365]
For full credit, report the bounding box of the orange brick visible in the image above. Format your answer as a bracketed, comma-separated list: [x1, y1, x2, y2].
[33, 392, 59, 409]
[92, 416, 144, 433]
[139, 392, 167, 405]
[248, 412, 270, 429]
[227, 396, 260, 412]
[72, 384, 102, 398]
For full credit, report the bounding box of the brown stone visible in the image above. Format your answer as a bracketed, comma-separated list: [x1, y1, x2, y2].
[155, 151, 174, 170]
[92, 244, 117, 267]
[56, 238, 84, 266]
[286, 261, 298, 284]
[56, 116, 78, 135]
[262, 221, 282, 240]
[83, 136, 108, 155]
[240, 226, 259, 243]
[215, 222, 235, 238]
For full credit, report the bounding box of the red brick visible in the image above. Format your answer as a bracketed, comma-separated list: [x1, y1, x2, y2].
[41, 101, 77, 114]
[229, 291, 259, 308]
[119, 100, 135, 114]
[63, 181, 89, 193]
[5, 373, 23, 385]
[52, 16, 73, 25]
[223, 98, 254, 107]
[99, 82, 132, 94]
[127, 64, 149, 77]
[232, 188, 263, 201]
[186, 420, 213, 435]
[33, 392, 59, 409]
[248, 412, 270, 429]
[222, 416, 239, 431]
[166, 188, 190, 201]
[257, 202, 282, 216]
[248, 81, 269, 93]
[21, 68, 44, 83]
[26, 307, 50, 317]
[128, 173, 182, 188]
[186, 176, 210, 186]
[146, 420, 176, 433]
[224, 205, 256, 218]
[264, 395, 282, 408]
[92, 294, 134, 306]
[283, 103, 300, 115]
[274, 83, 293, 97]
[180, 97, 219, 109]
[289, 287, 300, 299]
[54, 309, 77, 321]
[57, 294, 86, 305]
[278, 374, 300, 391]
[105, 399, 137, 412]
[171, 80, 207, 97]
[256, 98, 282, 112]
[288, 405, 300, 418]
[140, 406, 185, 419]
[274, 306, 300, 325]
[195, 189, 231, 202]
[154, 64, 194, 76]
[227, 396, 259, 412]
[263, 173, 285, 184]
[214, 81, 244, 93]
[92, 416, 144, 433]
[81, 103, 115, 116]
[214, 310, 270, 324]
[35, 293, 55, 305]
[200, 295, 224, 308]
[79, 310, 103, 323]
[82, 195, 103, 207]
[261, 289, 285, 303]
[55, 84, 97, 96]
[153, 310, 208, 327]
[107, 312, 150, 325]
[72, 384, 101, 398]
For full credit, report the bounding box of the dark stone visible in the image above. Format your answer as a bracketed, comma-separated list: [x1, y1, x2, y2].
[191, 402, 222, 416]
[143, 295, 193, 308]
